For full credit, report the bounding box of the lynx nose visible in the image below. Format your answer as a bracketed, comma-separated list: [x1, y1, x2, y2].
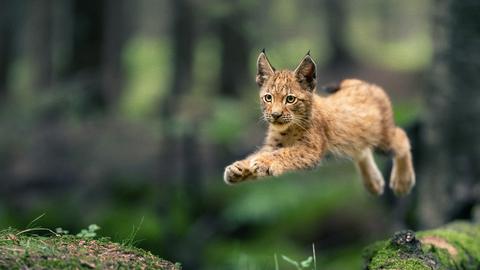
[271, 111, 282, 120]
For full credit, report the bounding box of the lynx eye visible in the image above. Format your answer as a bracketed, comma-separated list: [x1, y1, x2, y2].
[286, 95, 296, 103]
[263, 94, 273, 102]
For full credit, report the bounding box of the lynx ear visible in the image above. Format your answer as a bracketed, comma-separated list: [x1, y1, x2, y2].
[256, 49, 275, 87]
[294, 52, 316, 91]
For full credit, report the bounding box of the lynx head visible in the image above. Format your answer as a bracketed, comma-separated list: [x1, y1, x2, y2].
[256, 50, 316, 130]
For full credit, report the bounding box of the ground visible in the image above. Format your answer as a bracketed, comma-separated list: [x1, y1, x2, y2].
[0, 228, 180, 270]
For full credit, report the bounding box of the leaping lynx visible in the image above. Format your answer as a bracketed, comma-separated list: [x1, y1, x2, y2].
[223, 50, 415, 196]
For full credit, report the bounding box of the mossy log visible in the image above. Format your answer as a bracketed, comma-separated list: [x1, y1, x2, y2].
[363, 222, 480, 270]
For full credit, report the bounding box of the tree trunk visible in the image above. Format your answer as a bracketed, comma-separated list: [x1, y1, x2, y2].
[213, 7, 252, 177]
[66, 0, 105, 110]
[69, 1, 103, 74]
[159, 0, 196, 178]
[162, 0, 195, 117]
[364, 222, 480, 269]
[0, 0, 13, 97]
[418, 0, 480, 228]
[101, 0, 129, 106]
[323, 0, 353, 68]
[217, 10, 250, 97]
[22, 0, 54, 91]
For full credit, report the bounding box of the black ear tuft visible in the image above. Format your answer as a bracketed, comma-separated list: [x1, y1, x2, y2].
[306, 50, 311, 56]
[294, 54, 317, 91]
[261, 48, 266, 54]
[256, 51, 275, 87]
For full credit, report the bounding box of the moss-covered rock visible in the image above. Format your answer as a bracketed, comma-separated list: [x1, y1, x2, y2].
[364, 222, 480, 270]
[0, 229, 180, 270]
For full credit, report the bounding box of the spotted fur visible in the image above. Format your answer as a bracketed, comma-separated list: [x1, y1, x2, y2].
[224, 52, 415, 196]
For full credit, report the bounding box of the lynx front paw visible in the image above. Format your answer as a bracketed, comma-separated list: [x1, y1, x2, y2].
[250, 158, 270, 177]
[224, 161, 252, 185]
[250, 157, 283, 177]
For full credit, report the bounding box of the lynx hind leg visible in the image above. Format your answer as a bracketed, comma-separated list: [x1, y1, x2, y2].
[388, 127, 415, 196]
[224, 160, 253, 185]
[355, 148, 385, 195]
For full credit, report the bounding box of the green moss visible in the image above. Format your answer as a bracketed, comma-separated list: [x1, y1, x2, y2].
[0, 228, 180, 270]
[362, 240, 388, 262]
[365, 222, 480, 270]
[418, 222, 480, 270]
[365, 240, 430, 270]
[367, 250, 431, 270]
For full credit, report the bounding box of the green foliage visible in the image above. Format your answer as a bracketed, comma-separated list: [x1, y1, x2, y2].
[202, 99, 252, 144]
[346, 0, 433, 71]
[191, 37, 222, 96]
[55, 227, 69, 235]
[76, 224, 101, 239]
[274, 244, 316, 270]
[9, 58, 34, 102]
[280, 255, 315, 270]
[120, 38, 171, 118]
[122, 217, 144, 247]
[222, 163, 363, 230]
[204, 163, 379, 270]
[393, 100, 422, 126]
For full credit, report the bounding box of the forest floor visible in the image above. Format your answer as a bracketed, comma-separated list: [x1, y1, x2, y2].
[0, 228, 180, 270]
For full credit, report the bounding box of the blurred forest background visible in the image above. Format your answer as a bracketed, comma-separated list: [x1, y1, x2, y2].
[0, 0, 479, 269]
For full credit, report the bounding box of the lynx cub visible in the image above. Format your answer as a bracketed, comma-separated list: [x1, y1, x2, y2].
[224, 51, 415, 196]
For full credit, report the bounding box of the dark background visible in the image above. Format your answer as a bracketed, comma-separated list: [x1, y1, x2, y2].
[0, 0, 479, 269]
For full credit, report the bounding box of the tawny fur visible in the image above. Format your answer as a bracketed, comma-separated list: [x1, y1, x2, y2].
[224, 52, 415, 196]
